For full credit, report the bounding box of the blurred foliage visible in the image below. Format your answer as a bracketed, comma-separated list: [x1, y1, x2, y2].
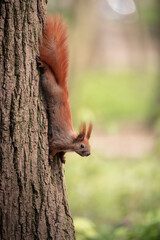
[47, 1, 75, 24]
[65, 154, 160, 223]
[70, 70, 157, 131]
[65, 153, 160, 240]
[74, 217, 99, 240]
[69, 67, 160, 238]
[98, 222, 160, 240]
[139, 1, 160, 35]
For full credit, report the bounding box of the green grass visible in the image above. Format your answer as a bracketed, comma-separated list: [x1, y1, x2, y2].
[70, 70, 157, 129]
[64, 153, 160, 240]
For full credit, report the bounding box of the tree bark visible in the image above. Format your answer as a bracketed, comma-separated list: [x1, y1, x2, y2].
[0, 1, 75, 239]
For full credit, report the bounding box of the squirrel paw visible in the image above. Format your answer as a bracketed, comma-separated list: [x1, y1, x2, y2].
[61, 156, 66, 164]
[49, 153, 66, 164]
[49, 154, 54, 163]
[37, 60, 45, 68]
[59, 152, 66, 164]
[36, 56, 46, 68]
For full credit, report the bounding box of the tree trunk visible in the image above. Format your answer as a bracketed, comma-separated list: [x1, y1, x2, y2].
[0, 1, 75, 239]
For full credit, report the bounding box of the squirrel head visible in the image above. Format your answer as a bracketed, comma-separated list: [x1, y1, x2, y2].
[73, 123, 92, 157]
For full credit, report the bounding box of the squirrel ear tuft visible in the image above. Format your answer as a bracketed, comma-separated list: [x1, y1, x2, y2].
[79, 122, 86, 136]
[87, 123, 93, 139]
[74, 133, 85, 142]
[73, 123, 86, 142]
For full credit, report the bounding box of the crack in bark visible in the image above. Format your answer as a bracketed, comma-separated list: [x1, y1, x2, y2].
[45, 208, 52, 240]
[31, 182, 39, 239]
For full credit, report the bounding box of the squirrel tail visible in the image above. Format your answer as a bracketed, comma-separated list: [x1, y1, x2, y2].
[39, 14, 69, 90]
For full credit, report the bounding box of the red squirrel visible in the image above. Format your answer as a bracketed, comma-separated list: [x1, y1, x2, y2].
[38, 14, 92, 163]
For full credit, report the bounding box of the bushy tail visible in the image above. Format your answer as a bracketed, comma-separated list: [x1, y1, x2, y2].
[39, 14, 69, 90]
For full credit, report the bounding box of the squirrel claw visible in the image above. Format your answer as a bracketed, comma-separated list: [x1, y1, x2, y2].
[36, 56, 40, 61]
[38, 60, 45, 68]
[49, 154, 54, 163]
[59, 152, 66, 164]
[61, 156, 66, 164]
[36, 56, 45, 68]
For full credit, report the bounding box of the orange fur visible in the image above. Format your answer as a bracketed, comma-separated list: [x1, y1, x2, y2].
[39, 14, 92, 163]
[39, 14, 69, 92]
[87, 123, 92, 139]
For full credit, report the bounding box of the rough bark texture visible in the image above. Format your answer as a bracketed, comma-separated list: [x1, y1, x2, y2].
[0, 1, 75, 239]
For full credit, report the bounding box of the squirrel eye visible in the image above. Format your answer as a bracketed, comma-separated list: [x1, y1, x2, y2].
[80, 144, 85, 148]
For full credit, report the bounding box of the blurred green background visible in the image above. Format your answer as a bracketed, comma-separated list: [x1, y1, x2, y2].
[48, 0, 160, 239]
